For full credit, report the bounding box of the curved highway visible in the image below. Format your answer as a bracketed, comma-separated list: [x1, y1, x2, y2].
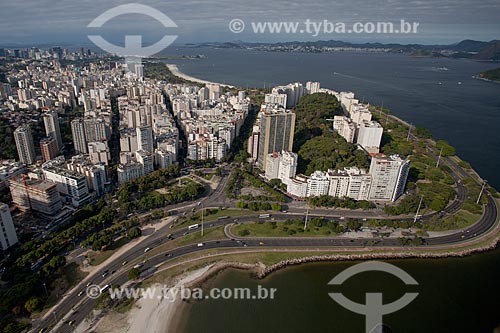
[33, 159, 499, 333]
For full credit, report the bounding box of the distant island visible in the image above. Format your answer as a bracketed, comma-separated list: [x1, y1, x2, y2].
[477, 67, 500, 83]
[188, 39, 500, 61]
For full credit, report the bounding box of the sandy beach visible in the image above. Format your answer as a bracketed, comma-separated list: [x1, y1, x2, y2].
[89, 264, 214, 333]
[166, 64, 235, 88]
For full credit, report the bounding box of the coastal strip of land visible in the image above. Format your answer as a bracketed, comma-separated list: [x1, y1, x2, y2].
[89, 63, 500, 333]
[166, 64, 235, 88]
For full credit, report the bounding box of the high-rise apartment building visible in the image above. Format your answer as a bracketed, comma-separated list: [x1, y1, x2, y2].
[136, 125, 154, 154]
[368, 155, 410, 202]
[40, 137, 59, 162]
[328, 167, 372, 201]
[84, 117, 109, 142]
[306, 171, 330, 197]
[306, 81, 321, 94]
[71, 118, 88, 154]
[0, 203, 18, 250]
[42, 111, 63, 151]
[357, 120, 383, 154]
[42, 164, 91, 208]
[257, 109, 296, 170]
[14, 125, 36, 165]
[333, 116, 357, 143]
[278, 151, 298, 185]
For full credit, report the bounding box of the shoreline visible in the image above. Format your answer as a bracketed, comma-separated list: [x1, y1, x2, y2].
[166, 64, 235, 88]
[165, 239, 500, 332]
[472, 75, 500, 84]
[91, 62, 500, 333]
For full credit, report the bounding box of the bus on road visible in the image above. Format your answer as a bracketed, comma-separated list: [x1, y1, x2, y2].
[188, 224, 199, 230]
[259, 214, 270, 219]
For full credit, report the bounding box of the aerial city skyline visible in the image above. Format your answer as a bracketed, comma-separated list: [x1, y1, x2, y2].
[1, 1, 500, 333]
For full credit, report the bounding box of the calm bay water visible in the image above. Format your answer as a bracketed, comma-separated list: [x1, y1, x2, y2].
[166, 47, 500, 189]
[163, 47, 500, 333]
[179, 250, 500, 333]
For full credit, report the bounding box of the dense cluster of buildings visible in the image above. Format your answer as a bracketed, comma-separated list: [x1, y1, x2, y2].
[165, 83, 249, 162]
[252, 82, 409, 202]
[284, 155, 409, 201]
[0, 48, 412, 250]
[332, 91, 383, 154]
[0, 52, 187, 248]
[115, 79, 179, 184]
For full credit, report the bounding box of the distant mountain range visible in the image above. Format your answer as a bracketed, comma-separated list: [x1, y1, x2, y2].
[188, 39, 500, 61]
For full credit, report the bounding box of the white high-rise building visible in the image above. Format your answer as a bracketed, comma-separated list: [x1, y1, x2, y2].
[42, 166, 91, 207]
[333, 116, 357, 143]
[117, 161, 143, 184]
[135, 63, 144, 79]
[287, 175, 308, 198]
[264, 93, 288, 108]
[357, 120, 383, 154]
[66, 155, 107, 197]
[120, 129, 138, 153]
[328, 171, 351, 198]
[278, 151, 298, 185]
[14, 125, 36, 165]
[272, 82, 305, 108]
[0, 203, 18, 250]
[84, 117, 109, 142]
[306, 81, 321, 94]
[43, 111, 63, 151]
[349, 104, 372, 126]
[136, 125, 154, 153]
[265, 152, 281, 180]
[207, 83, 222, 100]
[306, 171, 330, 197]
[328, 167, 372, 201]
[247, 126, 260, 162]
[136, 150, 154, 175]
[155, 148, 174, 169]
[368, 155, 410, 202]
[88, 141, 110, 165]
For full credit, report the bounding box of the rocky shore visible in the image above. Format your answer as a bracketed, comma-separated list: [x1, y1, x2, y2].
[256, 241, 499, 279]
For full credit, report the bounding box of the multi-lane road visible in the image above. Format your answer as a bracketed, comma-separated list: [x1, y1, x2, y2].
[33, 161, 499, 333]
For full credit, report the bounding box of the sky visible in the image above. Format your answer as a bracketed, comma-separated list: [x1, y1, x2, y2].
[0, 0, 499, 47]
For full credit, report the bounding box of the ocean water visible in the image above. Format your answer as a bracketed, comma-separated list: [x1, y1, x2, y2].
[165, 47, 500, 189]
[162, 47, 500, 333]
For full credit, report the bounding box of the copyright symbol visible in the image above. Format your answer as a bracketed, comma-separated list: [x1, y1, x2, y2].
[229, 19, 245, 33]
[86, 284, 101, 299]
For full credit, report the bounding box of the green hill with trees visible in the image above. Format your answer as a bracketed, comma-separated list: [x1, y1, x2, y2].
[292, 93, 369, 175]
[478, 67, 500, 82]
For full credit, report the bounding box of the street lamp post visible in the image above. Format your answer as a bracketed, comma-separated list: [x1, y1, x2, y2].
[477, 181, 487, 204]
[414, 195, 424, 223]
[201, 203, 204, 237]
[436, 147, 443, 168]
[43, 282, 48, 297]
[304, 204, 309, 231]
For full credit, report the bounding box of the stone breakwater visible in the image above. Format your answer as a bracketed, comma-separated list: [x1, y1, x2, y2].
[185, 262, 265, 288]
[255, 242, 499, 279]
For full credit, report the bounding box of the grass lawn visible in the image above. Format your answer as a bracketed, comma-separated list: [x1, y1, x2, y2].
[156, 177, 198, 194]
[423, 210, 481, 231]
[63, 262, 88, 286]
[201, 173, 214, 181]
[88, 237, 131, 266]
[175, 209, 252, 229]
[145, 226, 228, 258]
[39, 262, 89, 315]
[232, 220, 342, 237]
